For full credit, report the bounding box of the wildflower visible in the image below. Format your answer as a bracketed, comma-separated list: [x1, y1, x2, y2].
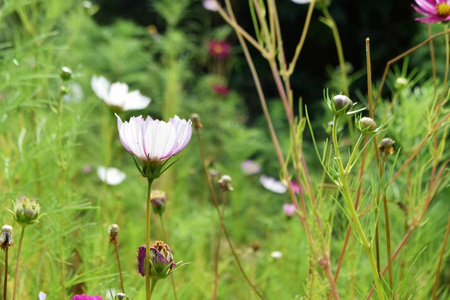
[38, 291, 47, 300]
[286, 180, 304, 194]
[332, 94, 353, 114]
[72, 294, 103, 300]
[412, 0, 450, 23]
[137, 241, 178, 279]
[379, 138, 395, 157]
[108, 224, 120, 244]
[208, 40, 231, 59]
[241, 160, 261, 175]
[270, 251, 282, 259]
[91, 76, 151, 111]
[0, 225, 14, 250]
[218, 175, 234, 191]
[116, 114, 192, 179]
[283, 203, 296, 218]
[212, 84, 229, 96]
[358, 117, 378, 133]
[97, 166, 126, 186]
[151, 190, 166, 215]
[10, 197, 41, 225]
[203, 0, 218, 11]
[259, 175, 287, 194]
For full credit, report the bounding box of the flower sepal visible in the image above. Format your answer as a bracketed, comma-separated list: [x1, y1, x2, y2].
[8, 198, 45, 227]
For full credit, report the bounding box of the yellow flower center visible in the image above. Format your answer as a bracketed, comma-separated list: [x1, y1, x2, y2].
[213, 44, 223, 54]
[437, 3, 450, 17]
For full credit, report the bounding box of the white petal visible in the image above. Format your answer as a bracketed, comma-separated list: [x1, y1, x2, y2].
[108, 82, 129, 107]
[143, 120, 177, 160]
[38, 291, 47, 300]
[97, 166, 126, 185]
[122, 90, 151, 111]
[170, 116, 192, 156]
[91, 75, 110, 101]
[259, 175, 287, 194]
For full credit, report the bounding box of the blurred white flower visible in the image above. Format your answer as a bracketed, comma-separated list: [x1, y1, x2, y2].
[291, 0, 311, 4]
[38, 291, 47, 300]
[91, 75, 151, 111]
[63, 82, 83, 103]
[259, 175, 287, 194]
[203, 0, 218, 11]
[271, 251, 282, 259]
[97, 166, 126, 186]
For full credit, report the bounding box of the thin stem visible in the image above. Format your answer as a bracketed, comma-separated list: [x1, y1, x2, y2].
[432, 212, 450, 299]
[3, 246, 9, 300]
[436, 25, 449, 112]
[149, 279, 158, 300]
[332, 115, 384, 300]
[213, 194, 226, 300]
[428, 24, 438, 98]
[380, 159, 393, 292]
[195, 129, 265, 299]
[113, 241, 125, 293]
[145, 178, 154, 300]
[12, 227, 26, 300]
[159, 215, 178, 300]
[322, 7, 348, 96]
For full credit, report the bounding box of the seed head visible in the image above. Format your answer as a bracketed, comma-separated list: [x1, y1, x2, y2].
[218, 175, 233, 192]
[0, 225, 14, 250]
[108, 224, 120, 244]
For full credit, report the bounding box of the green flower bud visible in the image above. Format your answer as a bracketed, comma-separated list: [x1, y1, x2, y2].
[151, 190, 166, 215]
[358, 117, 377, 133]
[12, 197, 41, 225]
[379, 138, 395, 157]
[332, 94, 353, 116]
[60, 67, 72, 81]
[394, 77, 408, 90]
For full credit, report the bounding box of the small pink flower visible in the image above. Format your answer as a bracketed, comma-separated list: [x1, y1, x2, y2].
[412, 0, 450, 23]
[208, 40, 231, 59]
[241, 160, 261, 175]
[283, 203, 296, 218]
[203, 0, 218, 11]
[212, 84, 229, 96]
[289, 180, 305, 194]
[72, 294, 103, 300]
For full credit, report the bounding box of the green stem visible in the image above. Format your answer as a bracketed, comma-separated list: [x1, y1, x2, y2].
[146, 179, 154, 300]
[432, 212, 450, 299]
[344, 134, 364, 174]
[332, 115, 384, 300]
[159, 215, 178, 300]
[149, 279, 158, 300]
[12, 226, 26, 300]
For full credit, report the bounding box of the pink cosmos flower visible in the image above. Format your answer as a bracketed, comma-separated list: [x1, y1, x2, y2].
[72, 294, 103, 300]
[283, 203, 296, 218]
[289, 180, 305, 194]
[203, 0, 218, 11]
[412, 0, 450, 23]
[208, 40, 231, 59]
[212, 84, 230, 96]
[116, 114, 192, 162]
[241, 160, 261, 175]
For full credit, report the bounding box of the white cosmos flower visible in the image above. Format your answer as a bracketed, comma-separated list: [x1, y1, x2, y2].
[116, 114, 192, 162]
[91, 75, 151, 111]
[97, 166, 126, 185]
[259, 175, 287, 194]
[291, 0, 311, 4]
[38, 291, 47, 300]
[271, 251, 283, 259]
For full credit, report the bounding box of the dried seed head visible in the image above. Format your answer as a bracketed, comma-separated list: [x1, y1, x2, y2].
[218, 175, 233, 191]
[250, 241, 261, 252]
[108, 224, 120, 244]
[0, 225, 14, 250]
[190, 113, 203, 130]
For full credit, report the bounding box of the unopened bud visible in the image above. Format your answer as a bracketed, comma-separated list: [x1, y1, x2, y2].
[190, 113, 203, 130]
[359, 117, 377, 133]
[60, 67, 72, 81]
[115, 293, 129, 300]
[151, 190, 166, 215]
[394, 77, 408, 90]
[0, 225, 14, 250]
[12, 197, 41, 225]
[332, 94, 353, 114]
[379, 138, 395, 157]
[109, 224, 120, 244]
[218, 175, 233, 191]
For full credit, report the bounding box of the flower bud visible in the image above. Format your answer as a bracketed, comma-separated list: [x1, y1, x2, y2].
[115, 293, 129, 300]
[218, 175, 233, 191]
[379, 138, 395, 157]
[332, 94, 353, 114]
[250, 241, 261, 253]
[190, 113, 203, 130]
[60, 67, 72, 81]
[12, 197, 41, 225]
[0, 225, 14, 250]
[108, 224, 120, 244]
[358, 117, 377, 133]
[137, 241, 177, 279]
[151, 190, 166, 215]
[394, 77, 408, 90]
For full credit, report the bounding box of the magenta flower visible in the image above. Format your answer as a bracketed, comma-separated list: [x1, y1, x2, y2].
[72, 294, 103, 300]
[137, 246, 146, 277]
[137, 241, 177, 279]
[208, 40, 231, 59]
[289, 180, 305, 194]
[212, 84, 230, 96]
[283, 203, 296, 218]
[116, 114, 192, 178]
[412, 0, 450, 23]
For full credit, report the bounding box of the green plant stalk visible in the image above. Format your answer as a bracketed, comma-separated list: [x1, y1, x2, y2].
[159, 215, 178, 300]
[12, 226, 25, 300]
[149, 279, 158, 300]
[113, 240, 125, 293]
[213, 194, 226, 300]
[195, 129, 265, 300]
[428, 24, 438, 98]
[435, 24, 449, 112]
[322, 8, 348, 96]
[432, 212, 450, 299]
[146, 178, 154, 300]
[3, 243, 9, 300]
[332, 115, 384, 300]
